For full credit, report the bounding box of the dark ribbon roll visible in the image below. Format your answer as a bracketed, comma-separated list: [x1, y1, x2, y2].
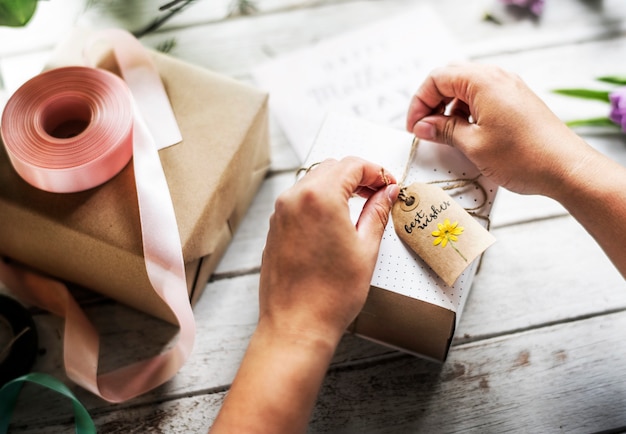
[0, 294, 38, 387]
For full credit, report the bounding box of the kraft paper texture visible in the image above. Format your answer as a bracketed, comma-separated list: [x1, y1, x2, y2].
[392, 182, 496, 287]
[0, 33, 270, 323]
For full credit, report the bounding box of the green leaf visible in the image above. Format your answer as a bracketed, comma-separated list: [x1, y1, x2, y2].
[565, 117, 618, 128]
[597, 76, 626, 86]
[0, 0, 38, 27]
[552, 88, 610, 102]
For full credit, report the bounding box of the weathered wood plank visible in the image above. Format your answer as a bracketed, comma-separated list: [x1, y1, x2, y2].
[9, 311, 626, 433]
[457, 215, 626, 343]
[5, 210, 624, 428]
[8, 390, 226, 433]
[478, 37, 626, 131]
[309, 311, 626, 433]
[2, 0, 626, 60]
[134, 0, 626, 79]
[440, 0, 626, 58]
[3, 272, 390, 425]
[0, 0, 348, 57]
[214, 172, 292, 275]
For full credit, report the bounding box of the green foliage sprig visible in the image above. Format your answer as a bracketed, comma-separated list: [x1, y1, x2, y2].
[553, 76, 626, 129]
[0, 0, 38, 27]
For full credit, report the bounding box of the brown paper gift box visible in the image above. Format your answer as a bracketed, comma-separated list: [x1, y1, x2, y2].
[347, 287, 455, 361]
[0, 51, 270, 323]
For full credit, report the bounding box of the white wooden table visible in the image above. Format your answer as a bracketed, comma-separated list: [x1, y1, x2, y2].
[1, 0, 626, 432]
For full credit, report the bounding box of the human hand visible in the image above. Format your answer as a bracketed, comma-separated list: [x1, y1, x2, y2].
[259, 157, 399, 350]
[210, 159, 399, 433]
[406, 62, 594, 198]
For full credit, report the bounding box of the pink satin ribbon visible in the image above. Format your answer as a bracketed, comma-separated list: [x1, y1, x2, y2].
[0, 29, 195, 403]
[1, 66, 134, 193]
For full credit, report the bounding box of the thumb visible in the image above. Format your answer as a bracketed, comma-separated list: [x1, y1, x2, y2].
[411, 114, 473, 148]
[355, 184, 399, 249]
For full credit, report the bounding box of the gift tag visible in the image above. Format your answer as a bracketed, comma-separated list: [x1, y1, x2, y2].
[392, 182, 496, 286]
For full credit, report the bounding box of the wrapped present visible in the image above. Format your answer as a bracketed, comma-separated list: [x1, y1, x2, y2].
[305, 113, 497, 362]
[0, 32, 270, 323]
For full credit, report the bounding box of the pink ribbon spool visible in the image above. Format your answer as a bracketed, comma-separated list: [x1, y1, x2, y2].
[1, 66, 134, 193]
[0, 29, 195, 404]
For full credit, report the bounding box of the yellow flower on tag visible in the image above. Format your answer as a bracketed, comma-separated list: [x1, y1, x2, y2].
[432, 219, 467, 261]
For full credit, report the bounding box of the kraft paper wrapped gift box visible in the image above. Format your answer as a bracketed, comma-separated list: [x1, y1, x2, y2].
[0, 49, 270, 323]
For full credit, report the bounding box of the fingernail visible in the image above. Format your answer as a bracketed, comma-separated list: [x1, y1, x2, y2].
[414, 121, 436, 140]
[387, 184, 400, 203]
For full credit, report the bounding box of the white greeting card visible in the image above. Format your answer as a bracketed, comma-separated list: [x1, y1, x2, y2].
[252, 4, 464, 162]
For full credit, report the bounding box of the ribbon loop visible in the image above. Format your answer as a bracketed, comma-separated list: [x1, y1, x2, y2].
[85, 28, 182, 150]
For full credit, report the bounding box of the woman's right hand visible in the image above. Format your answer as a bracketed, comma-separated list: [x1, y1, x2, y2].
[406, 62, 594, 198]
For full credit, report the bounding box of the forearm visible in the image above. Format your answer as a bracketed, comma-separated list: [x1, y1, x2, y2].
[551, 146, 626, 278]
[209, 321, 339, 434]
[208, 158, 395, 433]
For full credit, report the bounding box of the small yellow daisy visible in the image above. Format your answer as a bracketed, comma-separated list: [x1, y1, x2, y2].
[432, 219, 467, 261]
[432, 219, 464, 247]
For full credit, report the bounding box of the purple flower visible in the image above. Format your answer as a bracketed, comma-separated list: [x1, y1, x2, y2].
[499, 0, 545, 16]
[609, 86, 626, 132]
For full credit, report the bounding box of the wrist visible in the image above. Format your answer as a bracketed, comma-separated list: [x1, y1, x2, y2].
[255, 315, 342, 360]
[211, 320, 338, 433]
[537, 133, 597, 201]
[546, 141, 603, 205]
[552, 146, 623, 215]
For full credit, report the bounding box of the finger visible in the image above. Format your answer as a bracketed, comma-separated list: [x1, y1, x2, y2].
[411, 113, 474, 148]
[311, 157, 397, 200]
[406, 63, 478, 132]
[448, 98, 472, 120]
[294, 158, 338, 187]
[344, 158, 397, 200]
[355, 184, 399, 251]
[406, 77, 454, 132]
[353, 164, 397, 199]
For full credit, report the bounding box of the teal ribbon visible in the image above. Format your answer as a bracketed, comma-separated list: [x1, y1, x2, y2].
[0, 372, 95, 434]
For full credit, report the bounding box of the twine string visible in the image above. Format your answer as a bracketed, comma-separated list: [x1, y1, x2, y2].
[398, 137, 491, 228]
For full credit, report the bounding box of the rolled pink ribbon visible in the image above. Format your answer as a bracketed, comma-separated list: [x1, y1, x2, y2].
[1, 66, 133, 193]
[0, 29, 195, 403]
